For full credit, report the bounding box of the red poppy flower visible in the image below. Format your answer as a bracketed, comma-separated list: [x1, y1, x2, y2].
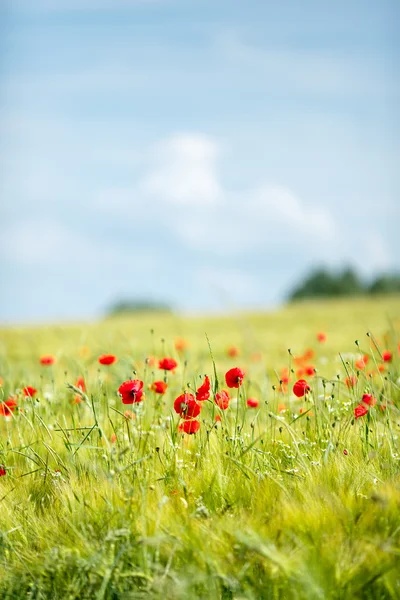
[280, 368, 290, 385]
[23, 386, 37, 397]
[362, 393, 377, 407]
[354, 404, 368, 419]
[247, 397, 259, 408]
[72, 395, 83, 404]
[293, 379, 310, 398]
[196, 375, 211, 401]
[345, 376, 357, 388]
[159, 357, 178, 371]
[110, 433, 117, 444]
[40, 355, 55, 366]
[75, 377, 86, 392]
[173, 393, 200, 419]
[382, 350, 392, 362]
[294, 356, 305, 366]
[215, 390, 230, 410]
[146, 356, 156, 367]
[317, 332, 326, 343]
[303, 348, 314, 361]
[215, 414, 222, 422]
[227, 346, 239, 358]
[118, 380, 144, 404]
[151, 380, 168, 394]
[343, 449, 348, 456]
[179, 419, 200, 435]
[225, 367, 245, 388]
[296, 368, 306, 378]
[355, 357, 368, 370]
[305, 366, 316, 376]
[0, 398, 18, 416]
[0, 466, 6, 477]
[98, 354, 117, 365]
[174, 338, 188, 352]
[377, 364, 385, 373]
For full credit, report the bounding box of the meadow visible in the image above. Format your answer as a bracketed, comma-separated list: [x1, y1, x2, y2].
[0, 296, 399, 600]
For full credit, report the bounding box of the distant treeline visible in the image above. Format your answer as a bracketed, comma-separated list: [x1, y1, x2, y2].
[106, 300, 173, 316]
[288, 268, 400, 302]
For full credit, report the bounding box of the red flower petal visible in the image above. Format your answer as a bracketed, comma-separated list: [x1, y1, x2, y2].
[362, 393, 376, 406]
[151, 380, 168, 394]
[382, 350, 392, 362]
[246, 397, 259, 408]
[293, 379, 310, 398]
[40, 355, 55, 366]
[98, 354, 117, 365]
[225, 367, 245, 388]
[173, 393, 201, 419]
[354, 404, 368, 419]
[23, 386, 37, 397]
[118, 379, 144, 404]
[0, 398, 18, 416]
[179, 419, 200, 434]
[215, 390, 230, 410]
[196, 375, 211, 401]
[158, 357, 178, 371]
[345, 376, 357, 388]
[75, 377, 86, 392]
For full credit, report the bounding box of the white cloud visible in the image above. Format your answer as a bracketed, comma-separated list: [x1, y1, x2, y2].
[91, 131, 338, 255]
[1, 122, 393, 317]
[251, 184, 336, 239]
[136, 132, 337, 251]
[140, 133, 223, 205]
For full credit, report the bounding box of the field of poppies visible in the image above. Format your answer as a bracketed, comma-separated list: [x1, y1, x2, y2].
[0, 296, 399, 599]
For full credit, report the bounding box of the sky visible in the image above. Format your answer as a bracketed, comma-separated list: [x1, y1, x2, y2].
[0, 0, 399, 323]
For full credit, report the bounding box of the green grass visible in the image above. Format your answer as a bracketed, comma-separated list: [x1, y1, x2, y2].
[0, 296, 399, 599]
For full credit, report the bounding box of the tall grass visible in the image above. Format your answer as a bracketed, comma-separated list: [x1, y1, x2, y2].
[0, 297, 399, 599]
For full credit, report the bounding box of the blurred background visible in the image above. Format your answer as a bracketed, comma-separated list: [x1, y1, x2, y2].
[0, 0, 398, 323]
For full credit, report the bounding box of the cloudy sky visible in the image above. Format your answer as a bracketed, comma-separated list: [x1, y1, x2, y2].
[0, 0, 399, 323]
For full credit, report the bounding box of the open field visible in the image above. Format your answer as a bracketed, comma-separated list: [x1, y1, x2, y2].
[0, 296, 400, 599]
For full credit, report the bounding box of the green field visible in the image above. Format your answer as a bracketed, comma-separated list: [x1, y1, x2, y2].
[0, 296, 400, 599]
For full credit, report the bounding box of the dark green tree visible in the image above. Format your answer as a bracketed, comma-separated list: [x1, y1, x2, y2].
[106, 300, 172, 316]
[368, 274, 400, 294]
[288, 267, 363, 301]
[336, 268, 363, 296]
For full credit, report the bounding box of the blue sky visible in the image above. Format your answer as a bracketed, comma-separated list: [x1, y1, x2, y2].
[0, 0, 399, 323]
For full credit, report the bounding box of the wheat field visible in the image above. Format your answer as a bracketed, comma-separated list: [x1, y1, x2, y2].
[0, 296, 399, 599]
